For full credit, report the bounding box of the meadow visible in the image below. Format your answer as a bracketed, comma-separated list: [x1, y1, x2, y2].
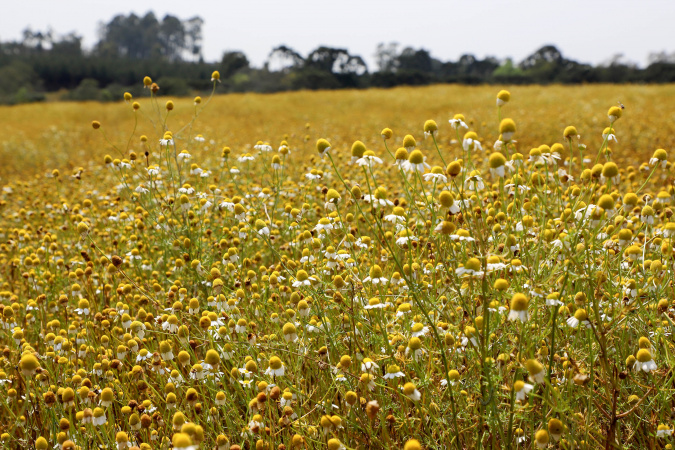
[0, 81, 675, 450]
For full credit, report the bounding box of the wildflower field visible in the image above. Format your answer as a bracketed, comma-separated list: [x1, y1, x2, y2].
[1, 80, 675, 450]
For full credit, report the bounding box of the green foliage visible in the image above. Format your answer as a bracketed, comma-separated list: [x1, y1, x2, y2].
[220, 51, 250, 78]
[0, 61, 44, 104]
[0, 14, 675, 106]
[61, 78, 105, 101]
[156, 77, 191, 96]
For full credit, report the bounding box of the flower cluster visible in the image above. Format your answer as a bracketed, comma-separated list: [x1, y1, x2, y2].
[0, 79, 673, 450]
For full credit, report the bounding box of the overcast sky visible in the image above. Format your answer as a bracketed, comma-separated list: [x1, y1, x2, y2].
[2, 0, 674, 69]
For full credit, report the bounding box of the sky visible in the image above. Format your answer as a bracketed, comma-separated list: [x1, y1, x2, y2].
[2, 0, 674, 69]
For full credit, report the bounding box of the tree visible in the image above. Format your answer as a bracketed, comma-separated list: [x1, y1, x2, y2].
[306, 47, 367, 75]
[95, 12, 202, 61]
[266, 45, 304, 72]
[158, 15, 186, 61]
[398, 47, 433, 73]
[3, 14, 675, 105]
[374, 42, 400, 72]
[220, 51, 250, 78]
[0, 61, 43, 102]
[184, 17, 204, 61]
[648, 51, 675, 65]
[519, 45, 565, 83]
[300, 46, 367, 89]
[520, 45, 563, 70]
[51, 32, 83, 57]
[21, 28, 54, 51]
[642, 61, 675, 82]
[492, 58, 526, 83]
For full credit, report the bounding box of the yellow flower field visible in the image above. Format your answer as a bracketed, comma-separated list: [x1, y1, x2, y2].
[1, 84, 674, 176]
[0, 81, 675, 449]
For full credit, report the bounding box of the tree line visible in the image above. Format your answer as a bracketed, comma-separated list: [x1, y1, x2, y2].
[1, 12, 675, 105]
